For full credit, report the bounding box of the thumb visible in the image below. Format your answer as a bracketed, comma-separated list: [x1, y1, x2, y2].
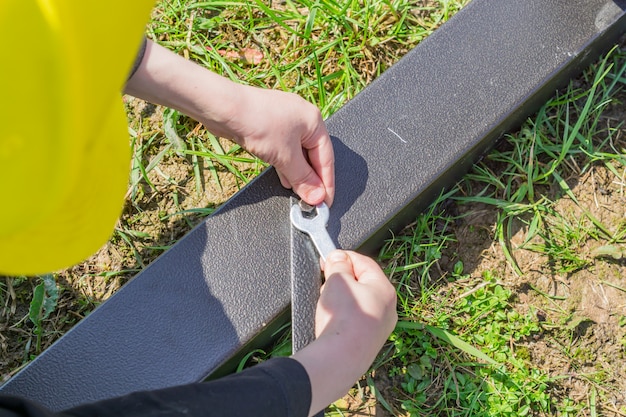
[323, 250, 355, 282]
[276, 153, 326, 206]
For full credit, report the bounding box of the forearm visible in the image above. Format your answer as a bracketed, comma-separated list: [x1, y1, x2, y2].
[124, 40, 241, 139]
[292, 330, 379, 417]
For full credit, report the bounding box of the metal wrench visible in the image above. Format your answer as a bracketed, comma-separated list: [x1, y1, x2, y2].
[290, 202, 337, 262]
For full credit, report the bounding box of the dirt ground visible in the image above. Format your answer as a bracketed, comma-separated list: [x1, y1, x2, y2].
[457, 166, 626, 411]
[332, 173, 626, 416]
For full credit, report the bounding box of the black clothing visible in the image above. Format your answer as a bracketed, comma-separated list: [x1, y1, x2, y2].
[0, 357, 311, 417]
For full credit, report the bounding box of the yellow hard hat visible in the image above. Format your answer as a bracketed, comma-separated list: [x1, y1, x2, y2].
[0, 1, 154, 275]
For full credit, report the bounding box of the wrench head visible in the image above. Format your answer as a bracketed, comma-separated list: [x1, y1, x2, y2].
[290, 202, 330, 232]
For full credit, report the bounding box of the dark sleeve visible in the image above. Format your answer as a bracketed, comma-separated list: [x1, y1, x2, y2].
[0, 357, 311, 417]
[127, 37, 148, 80]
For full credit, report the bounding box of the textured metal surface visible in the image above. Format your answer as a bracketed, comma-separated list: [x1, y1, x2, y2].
[3, 181, 295, 409]
[3, 0, 626, 411]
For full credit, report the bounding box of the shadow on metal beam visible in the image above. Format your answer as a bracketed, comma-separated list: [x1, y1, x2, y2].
[3, 0, 626, 411]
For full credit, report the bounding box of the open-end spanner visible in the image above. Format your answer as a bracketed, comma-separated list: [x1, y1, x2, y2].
[290, 202, 337, 262]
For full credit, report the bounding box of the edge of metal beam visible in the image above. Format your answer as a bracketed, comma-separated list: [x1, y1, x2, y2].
[3, 0, 626, 411]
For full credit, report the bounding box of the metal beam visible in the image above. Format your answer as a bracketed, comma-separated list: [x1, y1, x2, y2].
[3, 0, 626, 411]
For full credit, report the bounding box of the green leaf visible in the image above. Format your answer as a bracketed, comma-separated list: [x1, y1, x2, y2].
[235, 349, 265, 372]
[163, 108, 188, 156]
[367, 375, 395, 414]
[29, 275, 59, 325]
[29, 283, 45, 326]
[591, 244, 625, 259]
[407, 363, 423, 379]
[425, 325, 499, 366]
[42, 274, 58, 320]
[395, 320, 425, 331]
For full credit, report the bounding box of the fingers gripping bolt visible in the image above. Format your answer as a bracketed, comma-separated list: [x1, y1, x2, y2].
[290, 202, 337, 262]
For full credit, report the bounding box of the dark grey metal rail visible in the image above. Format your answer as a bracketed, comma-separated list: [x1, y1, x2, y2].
[3, 0, 626, 411]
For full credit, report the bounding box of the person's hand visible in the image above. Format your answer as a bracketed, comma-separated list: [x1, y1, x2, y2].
[220, 84, 335, 206]
[292, 250, 397, 416]
[316, 250, 397, 366]
[124, 41, 334, 206]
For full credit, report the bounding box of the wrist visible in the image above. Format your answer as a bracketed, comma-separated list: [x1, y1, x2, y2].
[292, 325, 380, 416]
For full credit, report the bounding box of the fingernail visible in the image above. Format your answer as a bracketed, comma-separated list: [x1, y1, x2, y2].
[327, 250, 347, 262]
